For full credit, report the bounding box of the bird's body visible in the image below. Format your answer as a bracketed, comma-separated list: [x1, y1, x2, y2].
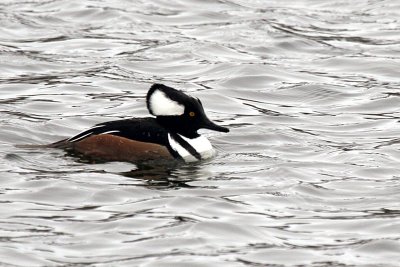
[49, 84, 229, 163]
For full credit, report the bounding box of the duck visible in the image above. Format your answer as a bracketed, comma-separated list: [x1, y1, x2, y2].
[49, 84, 229, 163]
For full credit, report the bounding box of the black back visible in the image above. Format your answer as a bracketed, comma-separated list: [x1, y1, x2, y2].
[69, 118, 168, 145]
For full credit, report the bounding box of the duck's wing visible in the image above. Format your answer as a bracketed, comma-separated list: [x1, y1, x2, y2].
[68, 117, 168, 145]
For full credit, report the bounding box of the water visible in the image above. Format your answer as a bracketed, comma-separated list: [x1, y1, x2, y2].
[1, 0, 400, 266]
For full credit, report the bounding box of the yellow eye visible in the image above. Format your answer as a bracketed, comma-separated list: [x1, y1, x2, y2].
[189, 111, 195, 117]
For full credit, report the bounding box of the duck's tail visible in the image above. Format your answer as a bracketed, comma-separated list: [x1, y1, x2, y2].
[16, 139, 71, 149]
[46, 139, 71, 148]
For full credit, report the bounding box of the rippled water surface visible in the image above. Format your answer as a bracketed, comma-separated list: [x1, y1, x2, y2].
[1, 0, 400, 266]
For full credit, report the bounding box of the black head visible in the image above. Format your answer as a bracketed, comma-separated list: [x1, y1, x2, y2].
[146, 84, 229, 138]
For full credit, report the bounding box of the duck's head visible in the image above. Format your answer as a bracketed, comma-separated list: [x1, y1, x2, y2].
[146, 84, 229, 138]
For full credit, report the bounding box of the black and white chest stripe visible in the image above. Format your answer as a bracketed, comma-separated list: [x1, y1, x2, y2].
[167, 133, 215, 162]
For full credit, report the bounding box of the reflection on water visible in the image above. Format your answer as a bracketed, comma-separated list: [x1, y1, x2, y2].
[1, 0, 400, 266]
[121, 163, 212, 190]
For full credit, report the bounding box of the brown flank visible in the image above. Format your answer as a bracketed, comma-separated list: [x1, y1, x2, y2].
[49, 134, 173, 162]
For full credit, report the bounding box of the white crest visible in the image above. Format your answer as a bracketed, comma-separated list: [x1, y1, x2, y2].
[149, 89, 184, 116]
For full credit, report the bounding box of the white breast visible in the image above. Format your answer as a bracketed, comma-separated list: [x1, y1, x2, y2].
[168, 134, 216, 162]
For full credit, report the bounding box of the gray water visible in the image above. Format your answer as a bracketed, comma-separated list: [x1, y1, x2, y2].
[1, 0, 400, 266]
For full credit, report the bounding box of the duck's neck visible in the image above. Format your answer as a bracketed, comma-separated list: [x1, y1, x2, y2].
[156, 116, 200, 139]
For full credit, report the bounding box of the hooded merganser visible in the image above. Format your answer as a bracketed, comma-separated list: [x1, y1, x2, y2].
[49, 84, 229, 163]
